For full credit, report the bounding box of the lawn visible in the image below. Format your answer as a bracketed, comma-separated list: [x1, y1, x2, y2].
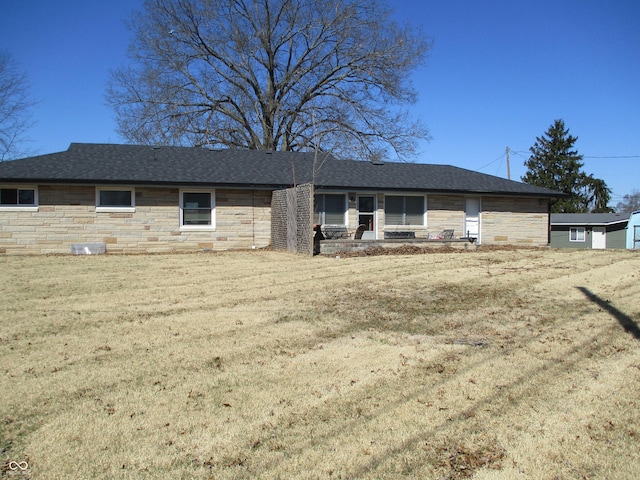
[1, 248, 639, 479]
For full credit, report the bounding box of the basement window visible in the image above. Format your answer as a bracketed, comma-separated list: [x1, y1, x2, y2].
[0, 186, 38, 211]
[569, 227, 585, 242]
[96, 187, 135, 212]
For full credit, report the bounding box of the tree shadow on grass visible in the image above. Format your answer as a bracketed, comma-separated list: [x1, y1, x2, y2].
[577, 286, 640, 341]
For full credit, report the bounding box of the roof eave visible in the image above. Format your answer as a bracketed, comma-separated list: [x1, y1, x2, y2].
[551, 220, 629, 226]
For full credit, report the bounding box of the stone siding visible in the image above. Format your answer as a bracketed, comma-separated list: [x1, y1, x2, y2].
[327, 193, 548, 244]
[0, 186, 552, 254]
[0, 185, 271, 254]
[481, 196, 549, 245]
[424, 195, 466, 238]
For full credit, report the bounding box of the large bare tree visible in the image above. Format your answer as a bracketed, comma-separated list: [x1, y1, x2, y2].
[106, 0, 430, 160]
[0, 51, 37, 161]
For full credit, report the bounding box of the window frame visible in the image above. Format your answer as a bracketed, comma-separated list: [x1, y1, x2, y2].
[0, 186, 38, 211]
[179, 189, 216, 231]
[314, 193, 347, 226]
[95, 187, 136, 212]
[569, 227, 586, 242]
[384, 194, 425, 226]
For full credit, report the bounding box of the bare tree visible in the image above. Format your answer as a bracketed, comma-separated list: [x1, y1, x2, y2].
[616, 190, 640, 214]
[0, 51, 37, 160]
[106, 0, 430, 161]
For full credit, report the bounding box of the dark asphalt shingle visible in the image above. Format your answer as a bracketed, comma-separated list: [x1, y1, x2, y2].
[0, 143, 563, 197]
[550, 213, 629, 225]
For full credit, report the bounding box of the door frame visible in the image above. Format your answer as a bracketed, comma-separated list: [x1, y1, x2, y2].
[464, 197, 481, 244]
[357, 194, 377, 235]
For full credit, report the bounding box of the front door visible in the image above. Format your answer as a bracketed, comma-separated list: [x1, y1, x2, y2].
[465, 198, 480, 241]
[358, 195, 376, 232]
[592, 227, 606, 249]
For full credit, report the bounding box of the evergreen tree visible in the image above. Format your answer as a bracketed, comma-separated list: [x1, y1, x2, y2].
[522, 119, 611, 213]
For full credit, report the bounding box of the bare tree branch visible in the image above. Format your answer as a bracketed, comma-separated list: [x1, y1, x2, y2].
[106, 0, 431, 160]
[0, 50, 38, 160]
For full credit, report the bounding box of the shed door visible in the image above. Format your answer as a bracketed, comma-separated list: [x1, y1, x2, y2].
[465, 198, 480, 240]
[592, 227, 606, 249]
[634, 226, 640, 249]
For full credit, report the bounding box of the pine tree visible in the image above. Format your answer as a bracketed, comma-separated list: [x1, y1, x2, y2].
[522, 119, 611, 213]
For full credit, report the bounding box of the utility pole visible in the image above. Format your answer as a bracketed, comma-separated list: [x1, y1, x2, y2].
[506, 146, 511, 180]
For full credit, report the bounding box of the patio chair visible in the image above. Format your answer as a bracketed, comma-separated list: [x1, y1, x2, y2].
[354, 224, 367, 240]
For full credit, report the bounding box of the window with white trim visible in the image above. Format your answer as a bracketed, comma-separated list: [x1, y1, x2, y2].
[569, 227, 585, 242]
[384, 195, 424, 226]
[314, 194, 346, 225]
[96, 188, 135, 210]
[180, 190, 215, 229]
[0, 187, 37, 208]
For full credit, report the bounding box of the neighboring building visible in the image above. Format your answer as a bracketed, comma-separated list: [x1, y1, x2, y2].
[0, 143, 564, 254]
[627, 210, 640, 249]
[550, 213, 629, 249]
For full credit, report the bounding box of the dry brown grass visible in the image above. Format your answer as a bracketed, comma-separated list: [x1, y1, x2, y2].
[1, 248, 639, 479]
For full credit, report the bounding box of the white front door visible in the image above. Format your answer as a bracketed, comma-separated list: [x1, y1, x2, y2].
[465, 198, 480, 241]
[592, 227, 606, 249]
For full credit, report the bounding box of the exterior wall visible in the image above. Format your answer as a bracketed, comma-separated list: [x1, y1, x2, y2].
[627, 212, 640, 249]
[341, 193, 466, 239]
[481, 196, 549, 246]
[347, 192, 358, 230]
[1, 185, 554, 254]
[606, 224, 627, 249]
[0, 185, 271, 254]
[424, 195, 465, 238]
[550, 226, 587, 249]
[550, 223, 627, 249]
[334, 193, 549, 244]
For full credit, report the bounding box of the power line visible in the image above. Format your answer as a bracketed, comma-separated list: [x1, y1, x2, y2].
[510, 150, 640, 159]
[583, 155, 640, 159]
[476, 152, 505, 172]
[511, 150, 529, 160]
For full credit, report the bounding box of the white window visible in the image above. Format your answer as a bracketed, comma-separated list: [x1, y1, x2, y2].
[314, 194, 346, 225]
[384, 195, 424, 226]
[0, 186, 38, 211]
[569, 227, 585, 242]
[180, 189, 215, 230]
[96, 187, 135, 212]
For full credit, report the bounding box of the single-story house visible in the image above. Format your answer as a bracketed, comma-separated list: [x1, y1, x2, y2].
[627, 210, 640, 249]
[0, 143, 564, 255]
[550, 213, 629, 249]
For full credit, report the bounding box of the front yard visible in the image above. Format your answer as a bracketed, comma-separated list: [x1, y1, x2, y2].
[1, 248, 639, 479]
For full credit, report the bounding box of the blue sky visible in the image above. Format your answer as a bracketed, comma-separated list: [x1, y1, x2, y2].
[1, 0, 639, 206]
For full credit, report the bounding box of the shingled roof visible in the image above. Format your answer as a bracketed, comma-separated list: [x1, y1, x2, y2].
[0, 143, 563, 197]
[550, 213, 629, 225]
